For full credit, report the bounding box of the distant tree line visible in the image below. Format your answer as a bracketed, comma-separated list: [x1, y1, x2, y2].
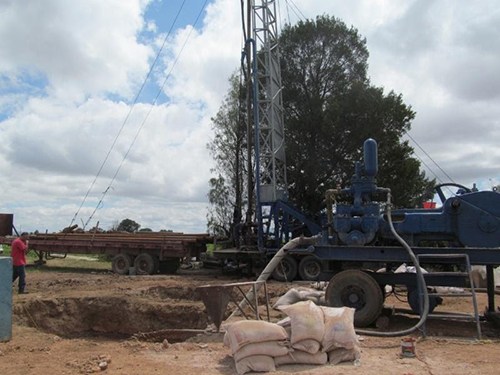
[111, 218, 172, 233]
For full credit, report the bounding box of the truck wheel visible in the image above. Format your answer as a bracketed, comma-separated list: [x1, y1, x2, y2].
[325, 269, 383, 327]
[112, 254, 132, 275]
[134, 253, 159, 275]
[298, 255, 322, 281]
[159, 258, 181, 274]
[272, 255, 298, 281]
[407, 287, 442, 314]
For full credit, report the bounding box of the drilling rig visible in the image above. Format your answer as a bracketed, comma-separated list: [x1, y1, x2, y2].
[214, 0, 321, 274]
[212, 0, 500, 329]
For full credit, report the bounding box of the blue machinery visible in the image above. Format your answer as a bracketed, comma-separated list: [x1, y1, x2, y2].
[315, 138, 499, 328]
[226, 138, 500, 328]
[211, 0, 500, 331]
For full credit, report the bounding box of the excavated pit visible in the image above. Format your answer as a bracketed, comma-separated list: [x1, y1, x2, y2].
[13, 286, 209, 341]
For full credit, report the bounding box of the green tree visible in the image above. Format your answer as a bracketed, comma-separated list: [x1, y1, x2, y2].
[206, 175, 233, 237]
[207, 73, 248, 237]
[280, 15, 433, 215]
[116, 218, 140, 233]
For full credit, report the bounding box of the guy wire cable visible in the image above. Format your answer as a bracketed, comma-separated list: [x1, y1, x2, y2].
[68, 0, 188, 229]
[84, 0, 210, 228]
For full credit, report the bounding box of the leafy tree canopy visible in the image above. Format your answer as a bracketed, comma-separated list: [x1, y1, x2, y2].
[207, 15, 434, 235]
[116, 218, 140, 233]
[280, 15, 434, 216]
[207, 74, 248, 238]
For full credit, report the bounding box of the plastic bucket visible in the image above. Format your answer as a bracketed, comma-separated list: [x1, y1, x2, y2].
[401, 337, 416, 357]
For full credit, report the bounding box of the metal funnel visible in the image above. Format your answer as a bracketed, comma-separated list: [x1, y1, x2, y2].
[196, 285, 231, 332]
[197, 281, 270, 332]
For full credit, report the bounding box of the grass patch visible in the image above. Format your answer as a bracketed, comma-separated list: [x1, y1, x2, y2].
[2, 245, 111, 273]
[30, 255, 112, 274]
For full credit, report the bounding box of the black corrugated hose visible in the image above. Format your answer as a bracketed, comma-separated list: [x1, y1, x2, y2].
[355, 190, 430, 337]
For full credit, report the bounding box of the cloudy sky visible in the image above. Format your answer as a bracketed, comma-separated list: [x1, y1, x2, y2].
[0, 0, 498, 234]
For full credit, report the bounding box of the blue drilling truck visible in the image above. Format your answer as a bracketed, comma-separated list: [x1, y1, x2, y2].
[214, 139, 500, 328]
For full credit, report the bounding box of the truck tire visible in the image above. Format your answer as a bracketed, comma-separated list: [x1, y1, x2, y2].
[159, 258, 181, 274]
[298, 255, 322, 281]
[407, 287, 442, 314]
[134, 253, 159, 275]
[325, 269, 383, 327]
[271, 255, 298, 281]
[112, 254, 132, 275]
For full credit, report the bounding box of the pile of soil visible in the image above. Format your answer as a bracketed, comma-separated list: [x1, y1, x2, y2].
[1, 267, 500, 374]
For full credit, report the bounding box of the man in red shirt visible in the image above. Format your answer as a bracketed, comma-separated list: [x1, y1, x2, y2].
[11, 232, 29, 294]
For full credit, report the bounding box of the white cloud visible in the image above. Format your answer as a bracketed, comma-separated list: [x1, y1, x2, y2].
[322, 0, 500, 186]
[0, 0, 152, 101]
[161, 0, 241, 111]
[0, 0, 223, 233]
[0, 0, 499, 234]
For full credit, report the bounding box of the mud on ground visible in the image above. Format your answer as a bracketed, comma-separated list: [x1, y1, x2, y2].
[1, 267, 500, 375]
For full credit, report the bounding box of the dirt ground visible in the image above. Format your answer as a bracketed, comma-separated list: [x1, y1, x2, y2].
[1, 265, 500, 375]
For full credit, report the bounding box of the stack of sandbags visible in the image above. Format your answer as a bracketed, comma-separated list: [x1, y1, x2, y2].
[223, 320, 291, 375]
[277, 300, 360, 366]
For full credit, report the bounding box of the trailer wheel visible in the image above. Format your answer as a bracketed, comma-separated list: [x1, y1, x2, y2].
[134, 253, 159, 275]
[325, 269, 383, 327]
[159, 258, 181, 274]
[298, 256, 322, 281]
[407, 287, 442, 314]
[271, 255, 298, 281]
[111, 254, 132, 275]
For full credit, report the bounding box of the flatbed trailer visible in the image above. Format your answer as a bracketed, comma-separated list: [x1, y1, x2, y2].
[0, 231, 210, 275]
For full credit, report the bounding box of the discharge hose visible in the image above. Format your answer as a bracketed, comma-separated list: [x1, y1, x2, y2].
[228, 234, 322, 319]
[229, 193, 430, 337]
[355, 190, 430, 337]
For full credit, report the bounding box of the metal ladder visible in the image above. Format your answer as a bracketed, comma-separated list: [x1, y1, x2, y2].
[417, 253, 482, 339]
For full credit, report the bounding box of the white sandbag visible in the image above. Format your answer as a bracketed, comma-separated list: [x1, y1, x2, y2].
[471, 266, 487, 288]
[328, 345, 361, 365]
[275, 350, 328, 366]
[291, 338, 321, 354]
[276, 316, 291, 327]
[233, 340, 290, 362]
[278, 300, 325, 345]
[320, 306, 358, 351]
[276, 316, 292, 338]
[273, 287, 325, 309]
[224, 320, 288, 354]
[296, 288, 325, 304]
[310, 281, 328, 290]
[235, 355, 276, 375]
[440, 265, 500, 291]
[273, 288, 301, 308]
